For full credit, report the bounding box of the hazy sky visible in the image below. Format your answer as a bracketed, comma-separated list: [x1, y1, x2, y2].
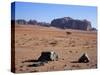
[12, 2, 97, 28]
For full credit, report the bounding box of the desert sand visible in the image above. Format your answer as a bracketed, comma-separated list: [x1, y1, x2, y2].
[14, 24, 97, 73]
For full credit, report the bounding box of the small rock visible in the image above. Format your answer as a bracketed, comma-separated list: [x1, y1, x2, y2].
[78, 53, 90, 63]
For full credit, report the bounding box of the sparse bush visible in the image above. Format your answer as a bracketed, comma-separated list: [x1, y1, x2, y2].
[49, 40, 57, 46]
[66, 31, 72, 35]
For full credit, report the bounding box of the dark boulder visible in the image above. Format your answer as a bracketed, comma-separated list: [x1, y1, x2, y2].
[78, 53, 90, 63]
[38, 51, 58, 62]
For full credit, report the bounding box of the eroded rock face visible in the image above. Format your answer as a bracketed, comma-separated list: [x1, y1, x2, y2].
[51, 17, 92, 30]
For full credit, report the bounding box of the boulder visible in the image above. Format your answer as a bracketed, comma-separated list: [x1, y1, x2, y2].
[78, 53, 90, 63]
[38, 51, 58, 62]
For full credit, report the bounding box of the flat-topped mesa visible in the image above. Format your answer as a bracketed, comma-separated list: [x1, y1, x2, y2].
[51, 17, 92, 30]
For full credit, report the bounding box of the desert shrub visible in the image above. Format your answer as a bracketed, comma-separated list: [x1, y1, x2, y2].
[66, 31, 72, 35]
[49, 40, 58, 46]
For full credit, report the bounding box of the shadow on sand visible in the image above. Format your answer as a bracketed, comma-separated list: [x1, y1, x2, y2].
[22, 59, 48, 67]
[71, 61, 79, 63]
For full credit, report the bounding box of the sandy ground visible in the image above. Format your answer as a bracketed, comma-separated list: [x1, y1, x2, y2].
[14, 24, 97, 73]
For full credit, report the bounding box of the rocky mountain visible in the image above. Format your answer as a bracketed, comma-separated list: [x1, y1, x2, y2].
[51, 17, 92, 30]
[14, 17, 96, 31]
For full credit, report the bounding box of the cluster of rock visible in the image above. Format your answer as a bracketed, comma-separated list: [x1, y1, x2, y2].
[25, 51, 90, 67]
[51, 17, 92, 30]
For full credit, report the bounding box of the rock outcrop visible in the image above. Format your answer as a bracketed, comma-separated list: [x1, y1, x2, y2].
[51, 17, 92, 30]
[78, 53, 90, 63]
[38, 51, 58, 62]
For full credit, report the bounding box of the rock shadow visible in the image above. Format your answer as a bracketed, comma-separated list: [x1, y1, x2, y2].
[22, 51, 58, 67]
[22, 59, 47, 67]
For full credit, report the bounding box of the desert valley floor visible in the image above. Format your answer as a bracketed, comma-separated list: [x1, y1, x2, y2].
[14, 24, 97, 73]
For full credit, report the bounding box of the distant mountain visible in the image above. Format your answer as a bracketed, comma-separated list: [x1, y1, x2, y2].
[14, 19, 50, 27]
[13, 17, 96, 31]
[51, 17, 92, 31]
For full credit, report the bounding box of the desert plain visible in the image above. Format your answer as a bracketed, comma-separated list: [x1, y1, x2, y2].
[14, 24, 97, 73]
